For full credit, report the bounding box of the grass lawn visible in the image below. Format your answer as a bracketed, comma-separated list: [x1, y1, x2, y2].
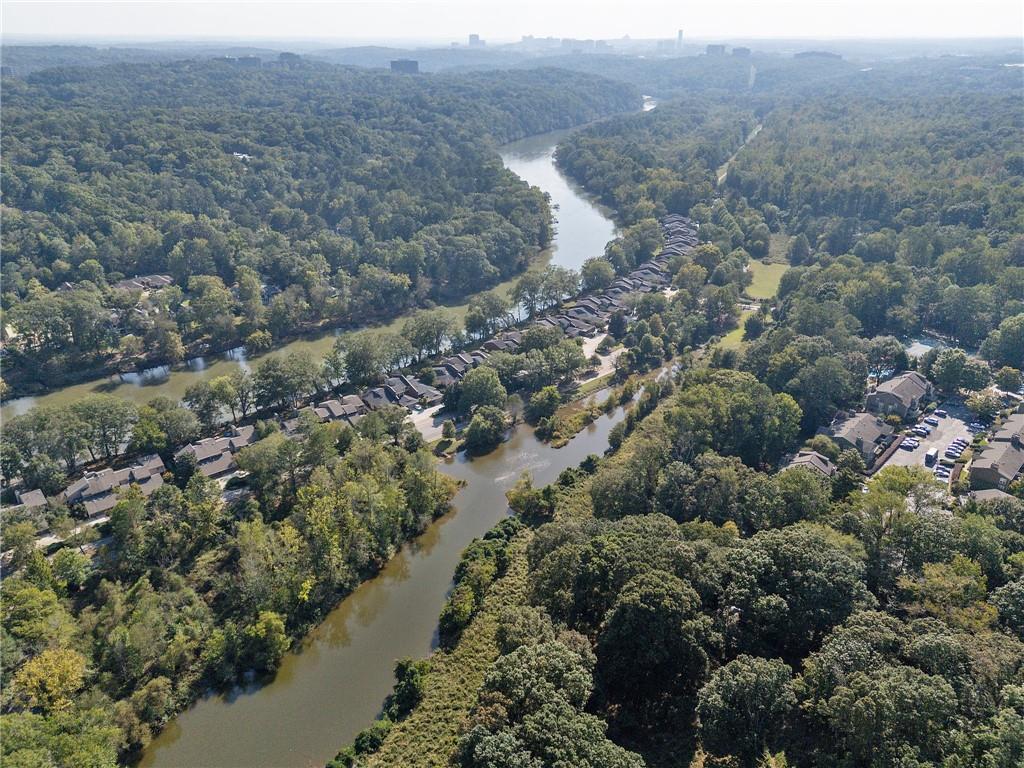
[367, 534, 533, 768]
[767, 232, 792, 264]
[718, 309, 754, 350]
[745, 260, 787, 300]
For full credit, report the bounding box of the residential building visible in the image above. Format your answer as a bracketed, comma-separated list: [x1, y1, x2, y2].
[113, 274, 173, 293]
[390, 59, 419, 74]
[63, 454, 166, 517]
[971, 414, 1024, 490]
[865, 371, 933, 418]
[314, 395, 369, 424]
[785, 450, 836, 479]
[15, 488, 47, 510]
[827, 412, 895, 467]
[175, 425, 257, 478]
[972, 488, 1017, 503]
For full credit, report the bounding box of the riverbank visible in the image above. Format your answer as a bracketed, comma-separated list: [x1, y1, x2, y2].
[137, 120, 623, 768]
[2, 107, 641, 420]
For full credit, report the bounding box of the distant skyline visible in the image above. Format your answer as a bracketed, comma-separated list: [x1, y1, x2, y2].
[3, 0, 1023, 43]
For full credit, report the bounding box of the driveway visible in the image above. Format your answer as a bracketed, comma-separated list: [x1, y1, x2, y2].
[409, 403, 447, 441]
[580, 332, 626, 378]
[880, 402, 972, 472]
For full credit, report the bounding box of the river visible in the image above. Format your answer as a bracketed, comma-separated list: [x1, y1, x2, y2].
[138, 126, 619, 767]
[1, 125, 616, 423]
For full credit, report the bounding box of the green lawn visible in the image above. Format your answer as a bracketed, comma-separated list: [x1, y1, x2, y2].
[367, 534, 532, 768]
[767, 232, 792, 264]
[718, 310, 754, 350]
[746, 260, 787, 300]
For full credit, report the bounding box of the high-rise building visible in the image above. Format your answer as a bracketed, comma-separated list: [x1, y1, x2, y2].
[706, 44, 726, 56]
[468, 33, 484, 47]
[677, 29, 683, 50]
[733, 46, 751, 57]
[390, 59, 420, 74]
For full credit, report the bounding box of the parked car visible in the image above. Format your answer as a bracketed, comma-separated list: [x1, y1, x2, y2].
[935, 409, 948, 417]
[924, 416, 940, 426]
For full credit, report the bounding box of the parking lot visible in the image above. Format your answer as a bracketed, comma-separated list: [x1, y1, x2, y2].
[881, 402, 973, 475]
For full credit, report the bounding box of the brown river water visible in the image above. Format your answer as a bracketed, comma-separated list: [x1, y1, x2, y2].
[137, 126, 620, 767]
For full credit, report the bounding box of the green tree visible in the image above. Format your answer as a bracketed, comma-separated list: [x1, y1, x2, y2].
[697, 655, 796, 764]
[10, 647, 87, 713]
[459, 366, 507, 413]
[981, 314, 1024, 367]
[994, 366, 1022, 392]
[787, 233, 811, 265]
[966, 391, 1001, 422]
[724, 525, 873, 658]
[580, 258, 615, 292]
[527, 386, 561, 422]
[243, 610, 291, 671]
[597, 570, 716, 719]
[183, 380, 222, 429]
[464, 406, 507, 453]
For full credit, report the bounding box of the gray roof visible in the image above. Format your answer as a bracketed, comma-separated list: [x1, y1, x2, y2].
[786, 450, 836, 478]
[993, 414, 1024, 444]
[16, 488, 47, 509]
[873, 371, 931, 406]
[63, 454, 165, 516]
[832, 412, 894, 447]
[174, 425, 256, 477]
[972, 488, 1016, 503]
[973, 441, 1024, 483]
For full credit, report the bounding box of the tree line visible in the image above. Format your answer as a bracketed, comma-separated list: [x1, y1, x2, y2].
[1, 411, 457, 767]
[453, 368, 1024, 768]
[1, 59, 638, 394]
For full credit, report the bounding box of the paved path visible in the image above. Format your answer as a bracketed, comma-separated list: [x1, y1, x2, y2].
[409, 404, 447, 441]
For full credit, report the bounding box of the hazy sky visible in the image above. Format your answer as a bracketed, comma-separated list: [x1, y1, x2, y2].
[3, 0, 1023, 43]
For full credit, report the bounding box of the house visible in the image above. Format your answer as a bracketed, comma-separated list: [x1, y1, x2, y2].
[431, 366, 461, 389]
[865, 371, 933, 418]
[993, 414, 1024, 444]
[827, 412, 895, 467]
[63, 454, 166, 517]
[361, 387, 395, 411]
[482, 338, 518, 353]
[971, 488, 1017, 504]
[394, 374, 442, 405]
[565, 306, 604, 326]
[314, 395, 369, 424]
[113, 274, 173, 293]
[15, 488, 47, 510]
[785, 450, 836, 479]
[971, 414, 1024, 490]
[175, 425, 256, 478]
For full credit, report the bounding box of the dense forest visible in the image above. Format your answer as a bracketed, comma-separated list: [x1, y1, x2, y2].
[556, 101, 757, 224]
[0, 59, 638, 394]
[459, 389, 1024, 768]
[2, 40, 1023, 768]
[345, 55, 1024, 768]
[1, 411, 457, 766]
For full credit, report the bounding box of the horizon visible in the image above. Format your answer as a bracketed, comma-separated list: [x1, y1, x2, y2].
[4, 0, 1024, 44]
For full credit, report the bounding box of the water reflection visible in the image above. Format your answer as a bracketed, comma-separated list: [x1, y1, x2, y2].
[140, 405, 628, 768]
[136, 122, 622, 768]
